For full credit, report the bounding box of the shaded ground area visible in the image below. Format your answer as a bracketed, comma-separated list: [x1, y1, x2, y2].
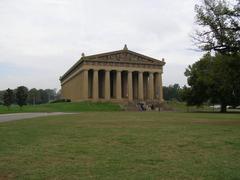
[0, 112, 239, 179]
[0, 112, 76, 123]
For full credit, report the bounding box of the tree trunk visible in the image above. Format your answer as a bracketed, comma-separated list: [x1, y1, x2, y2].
[220, 104, 227, 113]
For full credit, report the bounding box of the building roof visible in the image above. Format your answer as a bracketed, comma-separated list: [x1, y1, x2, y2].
[60, 45, 165, 81]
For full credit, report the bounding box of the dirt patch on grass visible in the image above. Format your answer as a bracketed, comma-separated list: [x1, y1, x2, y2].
[0, 174, 15, 180]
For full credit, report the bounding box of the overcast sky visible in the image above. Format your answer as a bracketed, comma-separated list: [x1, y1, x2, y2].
[0, 0, 204, 90]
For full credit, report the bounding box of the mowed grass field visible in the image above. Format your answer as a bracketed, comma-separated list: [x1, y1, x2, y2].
[0, 102, 122, 114]
[0, 112, 240, 179]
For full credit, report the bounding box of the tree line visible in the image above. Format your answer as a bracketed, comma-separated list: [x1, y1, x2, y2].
[163, 84, 184, 102]
[0, 87, 61, 109]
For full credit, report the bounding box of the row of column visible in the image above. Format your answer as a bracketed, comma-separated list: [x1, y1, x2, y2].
[83, 69, 163, 102]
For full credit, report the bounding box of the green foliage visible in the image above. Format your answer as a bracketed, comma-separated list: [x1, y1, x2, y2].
[0, 112, 240, 179]
[16, 86, 28, 108]
[27, 88, 38, 105]
[27, 88, 58, 105]
[0, 90, 5, 102]
[194, 0, 240, 54]
[187, 0, 240, 112]
[163, 84, 183, 101]
[50, 99, 71, 103]
[184, 53, 240, 112]
[1, 87, 59, 105]
[3, 88, 14, 109]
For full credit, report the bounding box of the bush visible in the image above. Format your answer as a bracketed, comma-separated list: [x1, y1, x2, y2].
[50, 99, 71, 104]
[0, 101, 3, 105]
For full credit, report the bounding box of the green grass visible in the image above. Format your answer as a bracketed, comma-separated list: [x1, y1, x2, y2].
[0, 102, 122, 114]
[165, 101, 213, 112]
[0, 112, 240, 179]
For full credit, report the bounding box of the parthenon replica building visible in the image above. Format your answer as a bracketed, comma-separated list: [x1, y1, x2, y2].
[60, 45, 165, 103]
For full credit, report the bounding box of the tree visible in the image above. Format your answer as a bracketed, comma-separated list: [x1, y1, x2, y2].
[27, 88, 39, 105]
[194, 0, 240, 54]
[44, 89, 57, 102]
[27, 88, 57, 105]
[3, 89, 14, 110]
[0, 90, 5, 105]
[163, 84, 183, 101]
[38, 89, 49, 104]
[184, 53, 240, 112]
[16, 86, 28, 109]
[0, 90, 5, 101]
[55, 89, 62, 100]
[185, 0, 240, 112]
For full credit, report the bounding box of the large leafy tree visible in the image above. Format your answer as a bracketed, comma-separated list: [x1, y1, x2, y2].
[184, 53, 240, 112]
[3, 88, 14, 110]
[16, 86, 28, 109]
[194, 0, 240, 54]
[185, 0, 240, 112]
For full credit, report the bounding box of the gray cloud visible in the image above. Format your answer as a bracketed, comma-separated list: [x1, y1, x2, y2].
[0, 0, 203, 90]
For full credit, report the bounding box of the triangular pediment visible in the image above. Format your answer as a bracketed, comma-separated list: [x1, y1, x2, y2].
[60, 48, 165, 81]
[84, 50, 165, 65]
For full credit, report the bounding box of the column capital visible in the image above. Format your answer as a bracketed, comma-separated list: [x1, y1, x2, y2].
[116, 70, 122, 72]
[157, 70, 163, 74]
[93, 69, 99, 72]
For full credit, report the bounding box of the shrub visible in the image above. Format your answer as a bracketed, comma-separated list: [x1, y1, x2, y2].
[50, 99, 71, 103]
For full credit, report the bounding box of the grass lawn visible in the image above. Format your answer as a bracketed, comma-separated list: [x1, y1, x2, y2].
[0, 112, 240, 179]
[0, 102, 122, 114]
[165, 101, 213, 112]
[165, 101, 240, 113]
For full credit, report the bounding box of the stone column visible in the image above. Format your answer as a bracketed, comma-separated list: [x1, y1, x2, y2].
[154, 73, 157, 99]
[148, 72, 154, 100]
[156, 72, 163, 102]
[159, 72, 163, 102]
[128, 71, 133, 101]
[83, 69, 89, 100]
[104, 70, 110, 100]
[93, 69, 99, 100]
[116, 70, 122, 100]
[138, 71, 144, 100]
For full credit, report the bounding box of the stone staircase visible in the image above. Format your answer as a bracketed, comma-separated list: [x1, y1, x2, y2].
[124, 100, 164, 111]
[121, 102, 138, 111]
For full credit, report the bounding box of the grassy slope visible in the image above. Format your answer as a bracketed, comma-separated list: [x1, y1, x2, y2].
[0, 112, 240, 179]
[0, 102, 122, 114]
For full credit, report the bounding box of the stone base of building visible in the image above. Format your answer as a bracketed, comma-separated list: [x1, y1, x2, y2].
[73, 98, 164, 104]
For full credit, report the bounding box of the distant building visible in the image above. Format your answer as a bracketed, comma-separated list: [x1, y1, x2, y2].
[60, 45, 165, 102]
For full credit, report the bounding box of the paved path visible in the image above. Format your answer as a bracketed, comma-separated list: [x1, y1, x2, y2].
[0, 112, 75, 123]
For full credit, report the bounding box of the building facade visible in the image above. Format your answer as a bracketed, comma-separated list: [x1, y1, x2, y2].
[60, 45, 165, 102]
